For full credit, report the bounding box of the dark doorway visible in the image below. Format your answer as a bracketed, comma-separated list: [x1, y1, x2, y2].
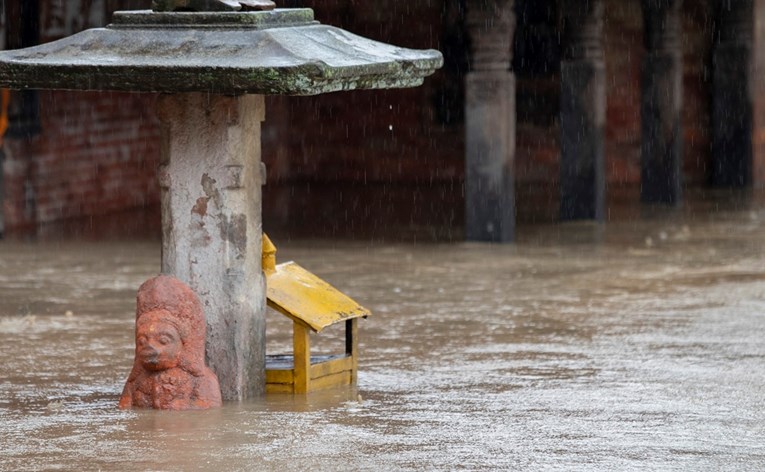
[513, 0, 561, 127]
[1, 0, 41, 236]
[4, 0, 41, 138]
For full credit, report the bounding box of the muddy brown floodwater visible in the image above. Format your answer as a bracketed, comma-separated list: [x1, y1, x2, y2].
[1, 188, 765, 470]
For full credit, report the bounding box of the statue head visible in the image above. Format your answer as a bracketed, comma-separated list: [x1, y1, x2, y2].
[136, 309, 183, 372]
[119, 275, 222, 410]
[134, 275, 208, 376]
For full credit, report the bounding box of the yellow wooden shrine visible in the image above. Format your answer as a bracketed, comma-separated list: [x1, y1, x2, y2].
[263, 235, 371, 394]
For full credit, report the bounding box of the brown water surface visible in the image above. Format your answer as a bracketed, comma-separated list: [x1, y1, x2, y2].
[1, 189, 765, 470]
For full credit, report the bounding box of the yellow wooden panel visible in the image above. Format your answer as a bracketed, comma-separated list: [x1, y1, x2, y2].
[309, 356, 353, 380]
[266, 383, 295, 394]
[266, 261, 371, 333]
[265, 369, 293, 385]
[309, 371, 352, 391]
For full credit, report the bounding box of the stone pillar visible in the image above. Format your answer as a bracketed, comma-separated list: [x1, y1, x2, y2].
[712, 0, 753, 187]
[465, 0, 516, 242]
[640, 0, 683, 204]
[560, 0, 605, 221]
[157, 93, 266, 401]
[753, 0, 765, 184]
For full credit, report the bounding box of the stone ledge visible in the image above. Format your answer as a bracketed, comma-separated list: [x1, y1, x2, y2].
[111, 9, 315, 29]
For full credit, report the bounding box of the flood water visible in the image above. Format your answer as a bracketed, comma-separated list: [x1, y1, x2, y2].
[1, 188, 765, 470]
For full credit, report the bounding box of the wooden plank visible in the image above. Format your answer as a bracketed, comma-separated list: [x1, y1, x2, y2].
[266, 383, 294, 394]
[309, 356, 353, 380]
[293, 322, 311, 394]
[309, 371, 352, 392]
[267, 354, 346, 369]
[265, 369, 293, 385]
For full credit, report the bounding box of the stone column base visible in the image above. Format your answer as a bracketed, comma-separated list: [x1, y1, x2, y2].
[465, 71, 516, 242]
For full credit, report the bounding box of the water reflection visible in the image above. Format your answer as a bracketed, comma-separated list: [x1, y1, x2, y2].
[1, 188, 765, 470]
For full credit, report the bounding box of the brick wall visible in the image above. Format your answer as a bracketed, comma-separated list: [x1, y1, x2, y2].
[2, 0, 160, 229]
[1, 0, 757, 230]
[3, 91, 160, 227]
[261, 0, 464, 185]
[603, 0, 643, 185]
[267, 0, 718, 189]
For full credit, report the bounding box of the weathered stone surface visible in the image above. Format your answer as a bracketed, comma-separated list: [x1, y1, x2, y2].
[0, 9, 442, 96]
[119, 275, 223, 410]
[158, 93, 266, 401]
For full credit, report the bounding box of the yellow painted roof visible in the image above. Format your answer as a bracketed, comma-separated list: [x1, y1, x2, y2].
[266, 261, 371, 333]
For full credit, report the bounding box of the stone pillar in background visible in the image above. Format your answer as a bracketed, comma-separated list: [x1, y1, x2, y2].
[157, 93, 266, 401]
[560, 0, 605, 221]
[465, 0, 516, 242]
[712, 0, 753, 187]
[640, 0, 683, 204]
[753, 0, 765, 184]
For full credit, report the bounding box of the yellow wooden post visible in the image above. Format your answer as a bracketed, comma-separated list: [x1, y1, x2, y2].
[262, 234, 277, 274]
[293, 322, 311, 394]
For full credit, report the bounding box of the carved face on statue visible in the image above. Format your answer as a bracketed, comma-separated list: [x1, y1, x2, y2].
[136, 311, 183, 372]
[119, 276, 222, 410]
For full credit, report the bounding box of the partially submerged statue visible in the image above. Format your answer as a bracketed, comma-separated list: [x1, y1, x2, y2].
[119, 275, 222, 410]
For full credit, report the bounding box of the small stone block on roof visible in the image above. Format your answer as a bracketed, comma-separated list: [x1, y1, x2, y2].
[153, 0, 276, 11]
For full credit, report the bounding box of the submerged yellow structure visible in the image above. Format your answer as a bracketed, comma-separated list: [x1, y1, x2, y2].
[263, 235, 371, 394]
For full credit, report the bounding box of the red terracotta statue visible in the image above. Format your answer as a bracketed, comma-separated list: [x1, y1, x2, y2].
[119, 275, 222, 410]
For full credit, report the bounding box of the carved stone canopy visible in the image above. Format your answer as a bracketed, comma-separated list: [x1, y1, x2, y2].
[0, 9, 442, 95]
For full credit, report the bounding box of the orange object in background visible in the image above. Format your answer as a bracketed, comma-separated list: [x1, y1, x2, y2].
[0, 88, 10, 145]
